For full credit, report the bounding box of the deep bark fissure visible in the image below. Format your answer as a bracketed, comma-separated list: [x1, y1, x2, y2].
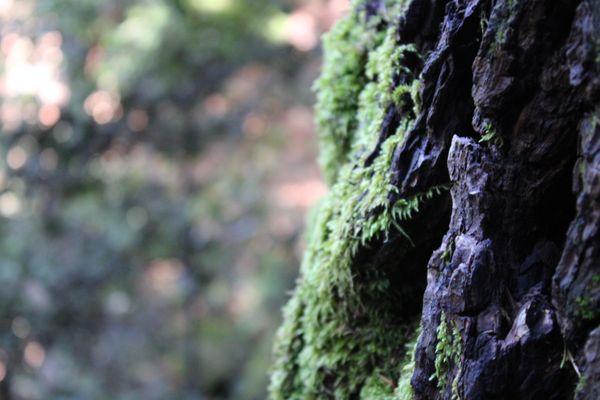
[355, 193, 453, 322]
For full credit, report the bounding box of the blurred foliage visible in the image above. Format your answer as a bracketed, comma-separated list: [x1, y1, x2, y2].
[0, 0, 338, 398]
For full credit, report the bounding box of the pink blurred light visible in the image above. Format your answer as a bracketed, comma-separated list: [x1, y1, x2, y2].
[271, 179, 327, 210]
[1, 28, 70, 129]
[24, 341, 45, 368]
[38, 104, 60, 127]
[285, 10, 318, 51]
[144, 259, 185, 298]
[84, 90, 122, 124]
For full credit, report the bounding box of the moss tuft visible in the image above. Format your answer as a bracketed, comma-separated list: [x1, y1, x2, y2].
[574, 295, 599, 321]
[573, 274, 600, 321]
[478, 121, 503, 146]
[431, 313, 462, 399]
[313, 6, 382, 185]
[394, 328, 420, 400]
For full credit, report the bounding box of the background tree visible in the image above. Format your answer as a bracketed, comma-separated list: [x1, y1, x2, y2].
[0, 1, 341, 398]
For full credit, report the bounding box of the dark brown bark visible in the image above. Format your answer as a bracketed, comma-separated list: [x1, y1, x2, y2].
[389, 0, 600, 399]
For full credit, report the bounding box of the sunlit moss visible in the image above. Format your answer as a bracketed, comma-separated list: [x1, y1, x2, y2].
[313, 6, 383, 185]
[269, 1, 449, 398]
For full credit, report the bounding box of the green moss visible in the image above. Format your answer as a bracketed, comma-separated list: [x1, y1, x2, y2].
[573, 275, 600, 321]
[357, 329, 420, 400]
[431, 313, 462, 399]
[314, 0, 420, 185]
[494, 27, 507, 45]
[394, 328, 420, 400]
[360, 374, 397, 400]
[574, 296, 599, 321]
[479, 14, 489, 36]
[478, 121, 503, 147]
[392, 78, 422, 115]
[441, 238, 455, 264]
[575, 374, 587, 395]
[478, 121, 495, 142]
[488, 0, 519, 54]
[313, 6, 383, 185]
[269, 2, 444, 398]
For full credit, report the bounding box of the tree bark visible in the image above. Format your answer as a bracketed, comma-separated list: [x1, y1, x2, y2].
[270, 1, 599, 399]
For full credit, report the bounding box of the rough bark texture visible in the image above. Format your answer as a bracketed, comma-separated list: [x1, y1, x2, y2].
[270, 1, 599, 399]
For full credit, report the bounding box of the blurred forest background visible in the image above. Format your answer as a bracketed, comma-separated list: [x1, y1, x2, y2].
[0, 0, 347, 398]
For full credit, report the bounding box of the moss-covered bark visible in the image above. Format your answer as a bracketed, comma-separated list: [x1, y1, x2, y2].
[270, 0, 600, 399]
[269, 3, 438, 398]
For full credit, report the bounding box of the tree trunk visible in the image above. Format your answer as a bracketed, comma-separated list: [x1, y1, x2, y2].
[269, 1, 599, 399]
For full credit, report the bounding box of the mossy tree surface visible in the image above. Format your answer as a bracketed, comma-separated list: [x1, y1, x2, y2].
[271, 0, 600, 399]
[270, 1, 437, 398]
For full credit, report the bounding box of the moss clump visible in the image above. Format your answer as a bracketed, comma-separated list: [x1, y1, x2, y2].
[269, 1, 442, 398]
[575, 296, 599, 321]
[360, 374, 397, 400]
[314, 0, 415, 185]
[394, 328, 420, 400]
[573, 274, 600, 321]
[314, 6, 383, 185]
[575, 374, 587, 396]
[431, 313, 462, 399]
[357, 328, 420, 400]
[478, 120, 503, 146]
[488, 0, 520, 54]
[441, 238, 456, 264]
